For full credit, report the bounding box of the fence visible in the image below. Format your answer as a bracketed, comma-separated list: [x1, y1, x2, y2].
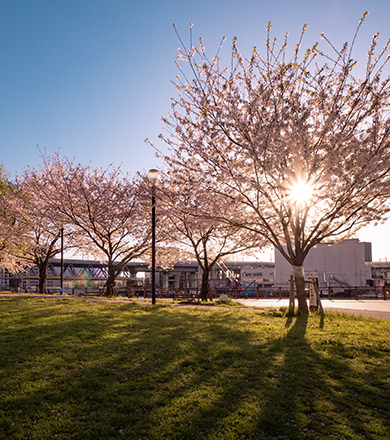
[119, 285, 389, 301]
[10, 284, 388, 301]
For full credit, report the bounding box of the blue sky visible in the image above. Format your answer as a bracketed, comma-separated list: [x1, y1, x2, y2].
[0, 0, 389, 260]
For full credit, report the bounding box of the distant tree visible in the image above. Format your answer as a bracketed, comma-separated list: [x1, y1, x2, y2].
[17, 211, 62, 294]
[160, 14, 390, 312]
[0, 167, 29, 273]
[159, 172, 262, 300]
[15, 170, 75, 293]
[28, 154, 153, 297]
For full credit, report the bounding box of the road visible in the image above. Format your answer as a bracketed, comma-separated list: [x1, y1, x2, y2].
[235, 298, 390, 320]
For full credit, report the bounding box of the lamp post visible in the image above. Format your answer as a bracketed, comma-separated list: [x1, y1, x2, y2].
[60, 227, 64, 294]
[148, 169, 159, 305]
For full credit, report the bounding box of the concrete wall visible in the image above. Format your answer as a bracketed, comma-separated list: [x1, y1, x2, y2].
[275, 239, 372, 287]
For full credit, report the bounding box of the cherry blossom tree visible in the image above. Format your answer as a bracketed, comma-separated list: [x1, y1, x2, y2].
[15, 170, 74, 293]
[160, 14, 390, 312]
[0, 167, 29, 273]
[158, 172, 262, 300]
[27, 154, 153, 297]
[21, 222, 61, 294]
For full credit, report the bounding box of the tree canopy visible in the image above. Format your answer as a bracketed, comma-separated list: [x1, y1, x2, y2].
[160, 14, 390, 311]
[25, 154, 154, 296]
[158, 171, 262, 299]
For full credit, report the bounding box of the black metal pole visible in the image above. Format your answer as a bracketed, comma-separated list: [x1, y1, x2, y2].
[60, 227, 64, 294]
[151, 186, 156, 305]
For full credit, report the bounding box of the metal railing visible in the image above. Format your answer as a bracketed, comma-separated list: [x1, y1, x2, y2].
[9, 284, 389, 301]
[121, 285, 389, 301]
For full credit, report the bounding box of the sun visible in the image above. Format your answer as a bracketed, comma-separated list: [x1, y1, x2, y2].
[288, 180, 314, 206]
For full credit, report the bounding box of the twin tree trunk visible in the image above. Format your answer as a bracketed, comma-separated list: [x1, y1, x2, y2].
[104, 262, 126, 297]
[292, 265, 309, 313]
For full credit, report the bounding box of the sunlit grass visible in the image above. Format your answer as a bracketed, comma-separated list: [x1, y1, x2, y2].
[0, 297, 389, 439]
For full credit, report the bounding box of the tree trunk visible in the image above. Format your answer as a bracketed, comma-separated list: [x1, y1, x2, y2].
[104, 278, 116, 297]
[292, 265, 308, 313]
[104, 265, 116, 297]
[38, 260, 49, 294]
[200, 270, 210, 301]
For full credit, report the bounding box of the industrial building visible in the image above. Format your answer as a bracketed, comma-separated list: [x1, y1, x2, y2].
[275, 239, 372, 288]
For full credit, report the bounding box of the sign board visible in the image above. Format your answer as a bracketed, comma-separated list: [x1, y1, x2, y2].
[309, 282, 317, 308]
[308, 277, 321, 310]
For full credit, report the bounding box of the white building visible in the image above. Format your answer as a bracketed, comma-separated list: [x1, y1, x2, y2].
[275, 239, 372, 287]
[240, 262, 274, 286]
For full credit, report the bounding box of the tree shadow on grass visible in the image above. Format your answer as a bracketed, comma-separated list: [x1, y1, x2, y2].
[0, 299, 389, 439]
[1, 300, 261, 438]
[253, 314, 390, 439]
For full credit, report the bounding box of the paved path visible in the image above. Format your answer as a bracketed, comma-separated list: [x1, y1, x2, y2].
[234, 298, 390, 320]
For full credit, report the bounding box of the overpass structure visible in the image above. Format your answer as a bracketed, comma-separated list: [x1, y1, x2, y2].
[1, 258, 150, 292]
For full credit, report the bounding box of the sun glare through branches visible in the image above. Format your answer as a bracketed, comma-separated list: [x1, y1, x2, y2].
[288, 180, 314, 207]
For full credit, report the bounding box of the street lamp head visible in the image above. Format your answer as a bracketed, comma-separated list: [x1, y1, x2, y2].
[148, 169, 159, 185]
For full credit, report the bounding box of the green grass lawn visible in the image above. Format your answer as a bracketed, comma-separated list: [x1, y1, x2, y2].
[0, 297, 389, 440]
